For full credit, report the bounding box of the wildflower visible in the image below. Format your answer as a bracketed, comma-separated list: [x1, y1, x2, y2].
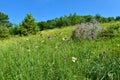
[62, 37, 69, 41]
[90, 32, 94, 39]
[48, 35, 51, 39]
[72, 57, 77, 62]
[62, 37, 67, 41]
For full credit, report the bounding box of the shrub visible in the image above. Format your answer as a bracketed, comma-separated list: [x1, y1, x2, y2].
[99, 24, 120, 38]
[71, 19, 102, 40]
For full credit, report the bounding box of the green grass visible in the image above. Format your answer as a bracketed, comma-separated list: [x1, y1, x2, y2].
[0, 25, 120, 80]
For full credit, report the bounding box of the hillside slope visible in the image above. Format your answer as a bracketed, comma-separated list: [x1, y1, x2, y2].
[0, 24, 120, 80]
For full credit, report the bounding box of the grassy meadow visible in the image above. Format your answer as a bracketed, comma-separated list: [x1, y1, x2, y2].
[0, 23, 120, 80]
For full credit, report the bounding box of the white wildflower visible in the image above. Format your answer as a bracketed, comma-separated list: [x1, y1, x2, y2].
[62, 37, 66, 41]
[62, 37, 69, 41]
[72, 57, 77, 62]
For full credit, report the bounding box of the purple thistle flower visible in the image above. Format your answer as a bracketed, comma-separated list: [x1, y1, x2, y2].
[48, 35, 51, 39]
[90, 32, 94, 39]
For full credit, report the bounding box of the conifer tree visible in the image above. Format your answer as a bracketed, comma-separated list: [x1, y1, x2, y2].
[0, 12, 11, 39]
[20, 13, 39, 36]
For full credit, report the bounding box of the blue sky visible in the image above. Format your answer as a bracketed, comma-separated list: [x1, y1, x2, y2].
[0, 0, 120, 24]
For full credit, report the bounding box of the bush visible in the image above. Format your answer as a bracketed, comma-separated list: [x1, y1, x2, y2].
[99, 24, 120, 38]
[71, 19, 102, 40]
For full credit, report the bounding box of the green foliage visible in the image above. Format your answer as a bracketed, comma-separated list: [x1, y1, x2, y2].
[69, 13, 81, 25]
[0, 12, 11, 39]
[100, 17, 109, 23]
[115, 16, 120, 21]
[0, 24, 9, 39]
[47, 19, 58, 29]
[83, 15, 94, 22]
[85, 50, 119, 80]
[56, 16, 71, 28]
[37, 13, 86, 30]
[99, 24, 120, 38]
[20, 13, 39, 36]
[0, 12, 9, 23]
[0, 26, 119, 80]
[0, 12, 12, 28]
[95, 14, 113, 23]
[95, 14, 101, 22]
[38, 21, 49, 30]
[37, 13, 116, 31]
[10, 25, 20, 35]
[108, 17, 115, 22]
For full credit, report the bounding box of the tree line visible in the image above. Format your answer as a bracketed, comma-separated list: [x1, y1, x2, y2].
[0, 12, 120, 39]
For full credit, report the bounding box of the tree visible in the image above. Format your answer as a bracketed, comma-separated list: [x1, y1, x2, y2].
[0, 24, 9, 39]
[56, 16, 71, 28]
[83, 15, 94, 22]
[20, 13, 39, 36]
[95, 14, 109, 23]
[108, 17, 115, 22]
[10, 24, 21, 36]
[68, 13, 80, 25]
[115, 16, 120, 21]
[0, 12, 9, 23]
[0, 12, 11, 39]
[38, 21, 49, 30]
[0, 12, 12, 28]
[95, 14, 101, 22]
[100, 17, 108, 23]
[47, 20, 57, 29]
